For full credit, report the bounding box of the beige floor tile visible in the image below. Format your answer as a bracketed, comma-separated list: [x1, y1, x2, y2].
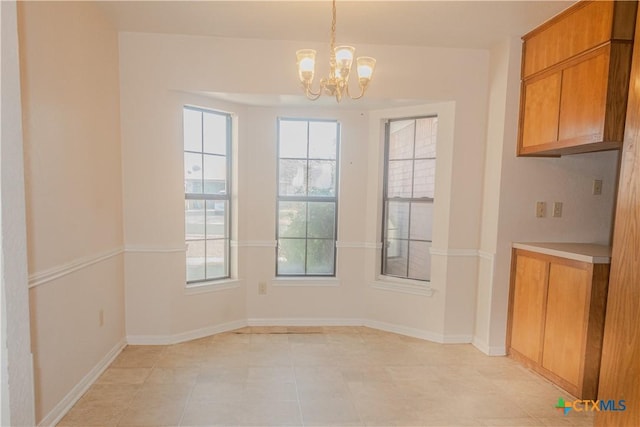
[247, 366, 296, 382]
[190, 380, 245, 401]
[60, 327, 587, 427]
[479, 417, 545, 426]
[243, 380, 298, 401]
[117, 399, 186, 426]
[240, 399, 302, 426]
[96, 368, 151, 385]
[179, 400, 244, 426]
[198, 366, 248, 382]
[57, 400, 128, 426]
[145, 367, 200, 385]
[111, 346, 165, 368]
[299, 397, 362, 426]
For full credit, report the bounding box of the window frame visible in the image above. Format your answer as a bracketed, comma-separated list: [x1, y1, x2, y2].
[381, 115, 437, 282]
[183, 105, 232, 284]
[276, 117, 340, 277]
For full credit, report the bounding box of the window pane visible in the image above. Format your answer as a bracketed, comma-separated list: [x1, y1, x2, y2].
[409, 202, 433, 241]
[206, 200, 227, 239]
[205, 239, 227, 279]
[183, 108, 202, 152]
[387, 201, 409, 240]
[308, 202, 335, 238]
[384, 239, 408, 277]
[308, 160, 336, 196]
[413, 159, 436, 199]
[408, 241, 431, 281]
[309, 122, 337, 159]
[185, 200, 205, 240]
[387, 160, 413, 198]
[279, 159, 307, 196]
[415, 118, 437, 158]
[278, 201, 307, 238]
[389, 120, 415, 160]
[186, 240, 205, 282]
[278, 239, 306, 274]
[307, 239, 334, 274]
[203, 112, 227, 155]
[279, 120, 308, 158]
[203, 154, 226, 194]
[184, 152, 202, 193]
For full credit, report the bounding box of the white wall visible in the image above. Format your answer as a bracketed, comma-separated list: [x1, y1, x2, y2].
[118, 31, 491, 341]
[18, 2, 125, 424]
[1, 1, 36, 425]
[475, 37, 619, 355]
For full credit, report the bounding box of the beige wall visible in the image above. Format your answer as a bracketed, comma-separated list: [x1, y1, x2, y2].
[118, 31, 491, 341]
[18, 2, 125, 423]
[1, 1, 35, 425]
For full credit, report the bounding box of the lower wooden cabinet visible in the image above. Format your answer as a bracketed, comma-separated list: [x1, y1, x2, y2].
[507, 248, 610, 399]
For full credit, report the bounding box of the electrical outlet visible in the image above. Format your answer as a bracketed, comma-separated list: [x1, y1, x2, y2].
[593, 179, 603, 195]
[536, 201, 546, 218]
[552, 202, 563, 218]
[258, 282, 267, 295]
[99, 309, 104, 327]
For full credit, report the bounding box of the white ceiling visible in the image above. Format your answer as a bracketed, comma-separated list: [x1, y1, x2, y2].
[98, 0, 575, 108]
[99, 1, 575, 49]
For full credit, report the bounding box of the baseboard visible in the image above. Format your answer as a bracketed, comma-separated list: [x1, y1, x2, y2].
[38, 338, 126, 427]
[247, 318, 364, 327]
[363, 319, 471, 344]
[472, 336, 506, 356]
[126, 319, 247, 345]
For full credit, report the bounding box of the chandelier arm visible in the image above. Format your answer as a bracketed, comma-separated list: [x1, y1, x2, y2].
[345, 83, 368, 100]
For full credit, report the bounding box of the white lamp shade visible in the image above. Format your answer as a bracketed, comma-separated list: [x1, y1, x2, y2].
[357, 56, 376, 83]
[334, 46, 355, 79]
[296, 49, 317, 83]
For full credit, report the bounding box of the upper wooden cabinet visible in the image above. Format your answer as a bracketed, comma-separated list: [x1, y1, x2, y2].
[517, 0, 637, 157]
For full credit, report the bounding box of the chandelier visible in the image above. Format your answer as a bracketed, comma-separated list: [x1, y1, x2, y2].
[295, 0, 376, 102]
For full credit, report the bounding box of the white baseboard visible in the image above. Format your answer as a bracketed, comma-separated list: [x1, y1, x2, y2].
[127, 319, 248, 345]
[38, 339, 126, 427]
[247, 318, 364, 327]
[363, 319, 472, 344]
[472, 336, 506, 356]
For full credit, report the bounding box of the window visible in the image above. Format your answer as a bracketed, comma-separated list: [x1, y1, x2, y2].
[183, 106, 231, 283]
[276, 118, 339, 276]
[382, 116, 437, 281]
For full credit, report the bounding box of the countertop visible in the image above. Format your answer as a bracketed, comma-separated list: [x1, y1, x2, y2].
[512, 242, 612, 264]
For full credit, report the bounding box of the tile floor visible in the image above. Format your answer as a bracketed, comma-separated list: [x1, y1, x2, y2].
[58, 326, 594, 426]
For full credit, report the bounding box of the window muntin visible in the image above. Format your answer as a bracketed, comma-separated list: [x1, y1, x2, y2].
[184, 106, 231, 283]
[382, 116, 437, 281]
[277, 118, 339, 276]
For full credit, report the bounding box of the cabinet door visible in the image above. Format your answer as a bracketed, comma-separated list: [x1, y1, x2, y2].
[558, 49, 609, 144]
[542, 262, 589, 387]
[521, 72, 561, 150]
[510, 254, 548, 362]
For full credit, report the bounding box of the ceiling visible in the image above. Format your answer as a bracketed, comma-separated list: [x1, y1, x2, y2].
[99, 1, 575, 49]
[98, 0, 575, 108]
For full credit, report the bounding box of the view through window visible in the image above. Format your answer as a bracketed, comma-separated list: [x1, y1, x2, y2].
[183, 106, 231, 283]
[276, 118, 339, 276]
[382, 116, 437, 281]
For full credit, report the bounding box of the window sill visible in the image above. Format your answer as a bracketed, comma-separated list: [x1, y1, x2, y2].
[184, 278, 242, 295]
[371, 277, 434, 297]
[272, 277, 341, 287]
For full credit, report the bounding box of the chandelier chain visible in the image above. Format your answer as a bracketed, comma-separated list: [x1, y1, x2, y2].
[329, 0, 337, 73]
